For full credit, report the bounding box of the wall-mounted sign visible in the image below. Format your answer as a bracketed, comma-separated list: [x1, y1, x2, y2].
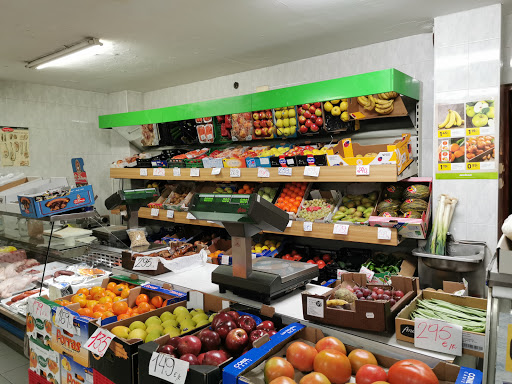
[1, 126, 29, 167]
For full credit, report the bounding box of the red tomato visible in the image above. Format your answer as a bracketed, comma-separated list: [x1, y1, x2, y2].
[299, 372, 331, 384]
[264, 357, 295, 384]
[387, 359, 439, 384]
[313, 349, 351, 384]
[315, 336, 347, 355]
[348, 349, 378, 373]
[316, 260, 326, 269]
[307, 260, 316, 264]
[355, 364, 388, 384]
[286, 341, 317, 372]
[269, 378, 297, 384]
[322, 254, 332, 262]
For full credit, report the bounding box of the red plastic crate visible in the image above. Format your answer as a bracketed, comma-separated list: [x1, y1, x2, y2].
[93, 369, 116, 384]
[28, 369, 51, 384]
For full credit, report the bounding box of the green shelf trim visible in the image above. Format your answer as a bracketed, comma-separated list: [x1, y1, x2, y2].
[99, 69, 419, 129]
[436, 172, 498, 179]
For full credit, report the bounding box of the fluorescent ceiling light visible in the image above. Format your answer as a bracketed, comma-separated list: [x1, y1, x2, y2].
[26, 38, 104, 69]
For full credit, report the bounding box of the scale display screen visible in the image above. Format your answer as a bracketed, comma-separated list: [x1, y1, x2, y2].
[190, 193, 255, 223]
[122, 188, 159, 201]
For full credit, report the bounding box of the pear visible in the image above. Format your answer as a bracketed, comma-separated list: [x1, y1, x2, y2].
[128, 328, 147, 340]
[146, 324, 164, 334]
[145, 316, 162, 328]
[160, 312, 176, 322]
[192, 313, 208, 323]
[164, 326, 181, 337]
[145, 330, 162, 343]
[161, 319, 179, 329]
[129, 321, 146, 331]
[195, 319, 210, 328]
[176, 313, 192, 324]
[173, 306, 189, 316]
[111, 326, 130, 339]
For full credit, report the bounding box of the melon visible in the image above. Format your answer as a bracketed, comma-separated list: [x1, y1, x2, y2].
[379, 211, 398, 217]
[400, 199, 428, 212]
[377, 199, 400, 213]
[402, 211, 423, 219]
[403, 184, 430, 200]
[383, 184, 404, 199]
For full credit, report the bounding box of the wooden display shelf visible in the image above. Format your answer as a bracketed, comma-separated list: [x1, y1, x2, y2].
[138, 207, 399, 246]
[111, 162, 416, 183]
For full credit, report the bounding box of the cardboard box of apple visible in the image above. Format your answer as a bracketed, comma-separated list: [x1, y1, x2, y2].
[253, 110, 275, 139]
[298, 102, 324, 135]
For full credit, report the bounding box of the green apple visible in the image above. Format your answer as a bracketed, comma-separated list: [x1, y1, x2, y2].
[146, 324, 164, 334]
[129, 321, 146, 332]
[472, 113, 488, 127]
[145, 330, 162, 343]
[466, 106, 476, 118]
[128, 328, 147, 340]
[173, 306, 189, 316]
[145, 316, 162, 327]
[160, 312, 176, 322]
[164, 326, 181, 337]
[111, 326, 130, 339]
[485, 106, 494, 118]
[162, 319, 179, 329]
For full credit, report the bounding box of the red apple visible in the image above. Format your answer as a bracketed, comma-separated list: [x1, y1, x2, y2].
[198, 329, 221, 352]
[266, 111, 272, 119]
[197, 353, 206, 365]
[237, 315, 257, 334]
[250, 329, 268, 343]
[256, 320, 275, 332]
[253, 120, 260, 128]
[259, 112, 265, 120]
[166, 337, 180, 349]
[226, 311, 240, 322]
[178, 335, 202, 356]
[254, 128, 262, 136]
[267, 120, 273, 127]
[203, 350, 229, 366]
[216, 320, 237, 339]
[253, 113, 259, 120]
[302, 104, 310, 110]
[180, 354, 200, 365]
[314, 102, 321, 108]
[305, 120, 313, 128]
[225, 328, 249, 352]
[309, 105, 317, 114]
[304, 111, 312, 119]
[261, 127, 268, 136]
[315, 109, 322, 117]
[298, 107, 304, 115]
[315, 117, 324, 126]
[158, 344, 177, 356]
[268, 330, 277, 337]
[298, 115, 307, 124]
[211, 313, 234, 330]
[299, 125, 308, 134]
[310, 124, 319, 132]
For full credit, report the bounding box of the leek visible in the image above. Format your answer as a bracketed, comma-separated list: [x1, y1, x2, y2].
[426, 194, 458, 255]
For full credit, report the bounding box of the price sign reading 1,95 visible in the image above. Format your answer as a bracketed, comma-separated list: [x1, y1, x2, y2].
[466, 162, 480, 171]
[84, 328, 115, 357]
[149, 352, 189, 384]
[55, 307, 76, 335]
[133, 256, 159, 271]
[414, 318, 462, 356]
[153, 168, 166, 177]
[438, 130, 451, 138]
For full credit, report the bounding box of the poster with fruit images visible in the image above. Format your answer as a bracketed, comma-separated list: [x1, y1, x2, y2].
[435, 99, 497, 179]
[1, 126, 30, 167]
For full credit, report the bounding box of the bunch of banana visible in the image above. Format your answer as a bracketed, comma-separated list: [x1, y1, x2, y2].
[357, 95, 376, 111]
[374, 97, 394, 115]
[438, 109, 463, 129]
[377, 91, 398, 100]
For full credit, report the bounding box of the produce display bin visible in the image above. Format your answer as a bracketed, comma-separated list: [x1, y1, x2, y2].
[302, 274, 419, 332]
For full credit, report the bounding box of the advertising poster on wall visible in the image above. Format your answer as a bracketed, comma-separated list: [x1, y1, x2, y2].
[435, 100, 497, 179]
[1, 126, 30, 167]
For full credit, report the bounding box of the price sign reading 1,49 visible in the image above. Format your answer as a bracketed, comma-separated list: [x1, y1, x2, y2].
[149, 352, 189, 384]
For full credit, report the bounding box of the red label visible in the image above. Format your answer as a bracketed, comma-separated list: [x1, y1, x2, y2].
[1, 127, 13, 132]
[73, 196, 86, 204]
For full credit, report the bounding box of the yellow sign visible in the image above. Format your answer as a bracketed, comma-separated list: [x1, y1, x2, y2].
[507, 324, 512, 372]
[438, 130, 451, 138]
[350, 112, 366, 119]
[466, 162, 480, 171]
[438, 164, 451, 171]
[466, 128, 480, 136]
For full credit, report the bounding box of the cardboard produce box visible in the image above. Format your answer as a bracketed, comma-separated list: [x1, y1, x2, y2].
[138, 298, 285, 384]
[26, 296, 61, 346]
[223, 323, 480, 384]
[395, 290, 487, 358]
[347, 94, 410, 120]
[302, 274, 419, 332]
[29, 337, 61, 384]
[60, 354, 93, 384]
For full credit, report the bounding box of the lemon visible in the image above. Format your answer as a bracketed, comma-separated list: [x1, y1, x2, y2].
[323, 102, 333, 112]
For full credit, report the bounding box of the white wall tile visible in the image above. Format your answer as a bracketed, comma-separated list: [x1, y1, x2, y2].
[468, 39, 501, 89]
[434, 12, 469, 48]
[467, 4, 502, 43]
[434, 44, 468, 92]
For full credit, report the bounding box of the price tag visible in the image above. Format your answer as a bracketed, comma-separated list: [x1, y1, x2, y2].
[230, 168, 241, 178]
[166, 210, 175, 219]
[149, 352, 189, 384]
[211, 168, 221, 175]
[153, 168, 166, 177]
[151, 208, 159, 217]
[173, 168, 181, 177]
[438, 164, 451, 171]
[54, 307, 76, 335]
[221, 255, 230, 265]
[140, 168, 148, 176]
[337, 269, 343, 279]
[303, 222, 313, 232]
[356, 165, 370, 176]
[466, 128, 480, 136]
[377, 227, 392, 240]
[190, 168, 200, 177]
[414, 318, 462, 356]
[84, 328, 115, 357]
[278, 167, 292, 176]
[438, 130, 451, 138]
[287, 220, 293, 228]
[306, 297, 324, 318]
[29, 298, 51, 321]
[133, 257, 159, 271]
[359, 266, 375, 282]
[304, 166, 320, 177]
[186, 213, 196, 220]
[466, 162, 480, 171]
[257, 168, 270, 178]
[333, 224, 349, 235]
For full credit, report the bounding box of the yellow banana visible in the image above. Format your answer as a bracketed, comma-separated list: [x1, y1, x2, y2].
[374, 98, 393, 107]
[379, 93, 389, 100]
[357, 96, 370, 107]
[375, 104, 394, 114]
[438, 111, 451, 129]
[453, 110, 462, 126]
[365, 95, 376, 111]
[387, 91, 398, 98]
[445, 110, 456, 129]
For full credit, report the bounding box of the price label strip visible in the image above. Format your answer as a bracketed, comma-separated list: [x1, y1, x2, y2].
[84, 328, 115, 357]
[230, 168, 241, 178]
[303, 222, 313, 232]
[54, 307, 76, 335]
[166, 210, 175, 219]
[190, 168, 200, 177]
[333, 224, 349, 235]
[304, 166, 320, 177]
[278, 167, 292, 176]
[414, 318, 462, 356]
[377, 227, 392, 240]
[149, 352, 189, 384]
[257, 168, 270, 178]
[153, 168, 166, 177]
[151, 208, 159, 217]
[211, 168, 221, 175]
[133, 256, 159, 271]
[173, 168, 181, 177]
[140, 168, 148, 176]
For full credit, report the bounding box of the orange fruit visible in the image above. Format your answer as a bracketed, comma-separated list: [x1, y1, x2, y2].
[90, 286, 103, 295]
[149, 304, 156, 310]
[151, 296, 163, 308]
[92, 312, 103, 319]
[61, 300, 72, 306]
[104, 302, 113, 310]
[105, 291, 116, 299]
[98, 296, 113, 304]
[54, 300, 63, 306]
[71, 296, 87, 308]
[113, 296, 122, 302]
[125, 307, 133, 316]
[114, 284, 126, 296]
[117, 314, 130, 321]
[112, 301, 129, 316]
[93, 292, 106, 301]
[107, 282, 117, 292]
[77, 308, 93, 317]
[86, 300, 99, 310]
[131, 308, 139, 315]
[77, 288, 90, 296]
[93, 304, 107, 313]
[120, 288, 130, 299]
[135, 294, 149, 306]
[137, 302, 151, 313]
[101, 311, 115, 319]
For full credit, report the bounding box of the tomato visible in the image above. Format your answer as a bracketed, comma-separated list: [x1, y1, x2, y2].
[264, 357, 295, 384]
[315, 337, 347, 355]
[316, 260, 326, 269]
[348, 349, 378, 373]
[313, 349, 351, 384]
[286, 341, 317, 372]
[299, 372, 330, 384]
[387, 359, 439, 384]
[355, 364, 387, 384]
[269, 378, 297, 384]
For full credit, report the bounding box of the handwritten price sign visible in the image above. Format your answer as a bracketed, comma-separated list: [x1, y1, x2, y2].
[173, 168, 181, 177]
[54, 307, 76, 335]
[257, 168, 270, 178]
[149, 352, 189, 384]
[414, 318, 462, 356]
[190, 168, 200, 177]
[84, 328, 115, 357]
[304, 166, 320, 177]
[278, 167, 292, 176]
[153, 168, 166, 177]
[133, 256, 159, 271]
[28, 298, 51, 321]
[139, 168, 148, 176]
[356, 165, 370, 176]
[230, 168, 241, 178]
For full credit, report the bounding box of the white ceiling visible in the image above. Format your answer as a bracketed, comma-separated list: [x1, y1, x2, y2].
[0, 0, 510, 93]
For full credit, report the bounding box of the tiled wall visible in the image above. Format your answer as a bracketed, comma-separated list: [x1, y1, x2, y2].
[143, 33, 435, 177]
[0, 81, 130, 214]
[503, 13, 512, 85]
[433, 4, 501, 254]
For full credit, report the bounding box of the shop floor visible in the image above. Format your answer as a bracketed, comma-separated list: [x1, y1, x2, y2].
[0, 340, 28, 383]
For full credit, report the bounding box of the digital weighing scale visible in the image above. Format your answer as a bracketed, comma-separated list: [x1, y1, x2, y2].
[105, 188, 159, 229]
[189, 193, 318, 304]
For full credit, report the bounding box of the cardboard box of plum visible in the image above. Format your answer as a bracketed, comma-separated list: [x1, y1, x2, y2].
[302, 273, 419, 332]
[138, 297, 284, 384]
